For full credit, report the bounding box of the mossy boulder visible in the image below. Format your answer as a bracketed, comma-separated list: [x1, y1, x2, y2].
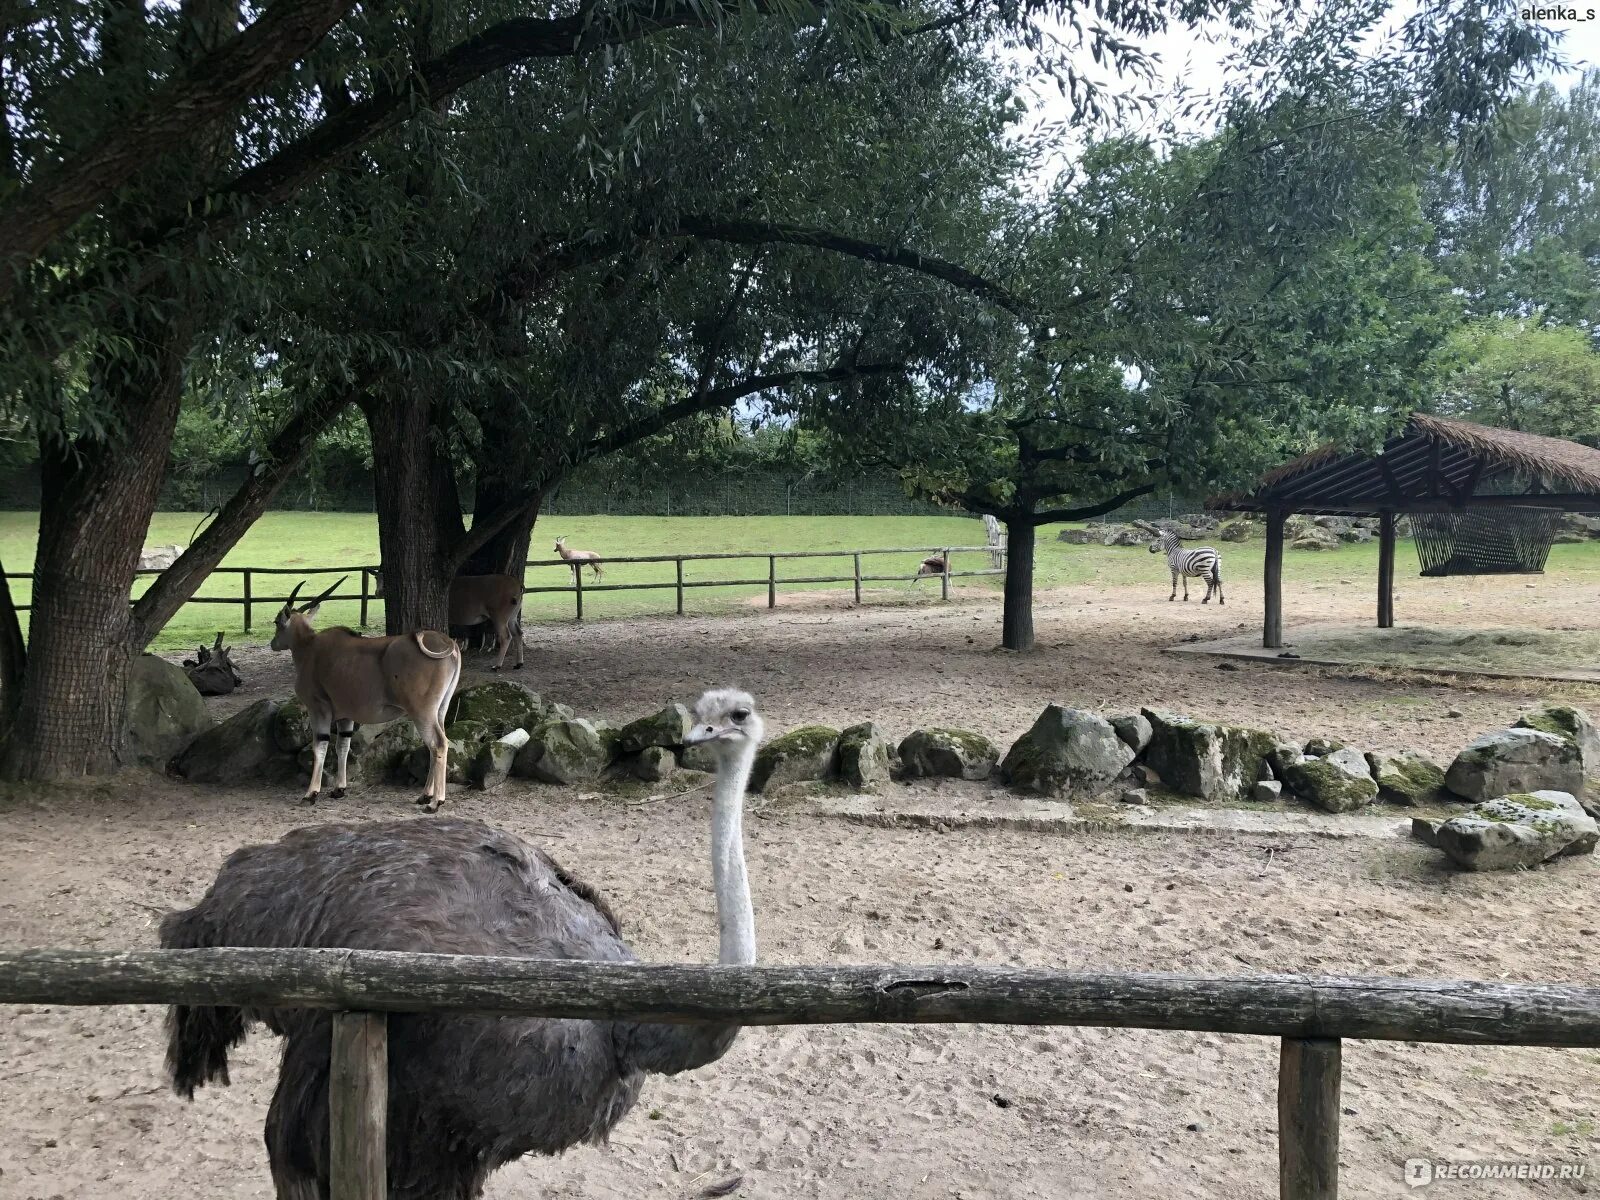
[751, 725, 840, 792]
[171, 698, 290, 784]
[1217, 519, 1257, 542]
[273, 698, 314, 754]
[618, 704, 693, 754]
[1513, 705, 1600, 780]
[1282, 747, 1379, 813]
[678, 741, 720, 773]
[405, 719, 492, 787]
[1366, 750, 1448, 805]
[468, 729, 527, 791]
[1304, 737, 1346, 757]
[837, 722, 892, 789]
[628, 745, 677, 782]
[1109, 713, 1153, 753]
[357, 718, 424, 785]
[123, 653, 213, 766]
[1000, 705, 1135, 797]
[1434, 790, 1599, 871]
[513, 717, 610, 784]
[1141, 710, 1278, 802]
[445, 680, 544, 736]
[897, 728, 998, 781]
[1444, 728, 1582, 802]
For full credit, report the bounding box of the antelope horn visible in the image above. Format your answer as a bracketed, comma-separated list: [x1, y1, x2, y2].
[301, 575, 348, 612]
[286, 581, 306, 609]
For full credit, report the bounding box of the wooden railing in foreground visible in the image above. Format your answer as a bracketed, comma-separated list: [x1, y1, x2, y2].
[3, 545, 1004, 628]
[6, 949, 1598, 1200]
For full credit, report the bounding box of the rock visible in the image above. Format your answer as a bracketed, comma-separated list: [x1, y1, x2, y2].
[1366, 750, 1448, 805]
[171, 698, 289, 784]
[1217, 519, 1257, 542]
[1120, 788, 1150, 805]
[678, 742, 720, 773]
[1132, 762, 1161, 787]
[618, 704, 694, 753]
[468, 729, 527, 791]
[445, 680, 544, 736]
[628, 745, 677, 782]
[837, 722, 892, 789]
[1110, 713, 1153, 753]
[1311, 515, 1354, 536]
[406, 719, 492, 786]
[137, 543, 186, 570]
[1283, 747, 1379, 813]
[751, 725, 840, 792]
[1268, 742, 1305, 774]
[1056, 528, 1097, 544]
[1513, 705, 1600, 780]
[1339, 526, 1373, 544]
[1000, 705, 1135, 797]
[1291, 529, 1339, 551]
[1141, 709, 1277, 802]
[1173, 513, 1220, 532]
[1252, 779, 1284, 802]
[1445, 706, 1464, 719]
[273, 698, 314, 754]
[1101, 524, 1153, 547]
[1434, 791, 1599, 871]
[1444, 728, 1583, 802]
[122, 653, 212, 766]
[898, 728, 999, 781]
[1410, 817, 1441, 847]
[1304, 737, 1345, 757]
[513, 718, 611, 784]
[356, 719, 424, 785]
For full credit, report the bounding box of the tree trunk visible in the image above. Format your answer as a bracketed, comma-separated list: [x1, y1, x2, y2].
[0, 550, 27, 720]
[364, 389, 459, 635]
[457, 482, 540, 650]
[1000, 517, 1036, 652]
[0, 308, 192, 779]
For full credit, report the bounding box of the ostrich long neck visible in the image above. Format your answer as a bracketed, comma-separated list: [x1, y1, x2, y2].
[618, 737, 756, 1077]
[712, 739, 757, 965]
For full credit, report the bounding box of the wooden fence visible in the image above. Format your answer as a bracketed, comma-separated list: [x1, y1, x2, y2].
[1, 546, 1003, 630]
[4, 948, 1599, 1200]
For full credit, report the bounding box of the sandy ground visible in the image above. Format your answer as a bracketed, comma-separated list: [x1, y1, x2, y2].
[3, 575, 1599, 1199]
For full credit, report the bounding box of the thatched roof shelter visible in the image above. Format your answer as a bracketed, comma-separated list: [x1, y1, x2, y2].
[1206, 415, 1600, 648]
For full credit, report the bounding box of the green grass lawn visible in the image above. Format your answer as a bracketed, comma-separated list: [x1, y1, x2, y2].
[5, 510, 1599, 650]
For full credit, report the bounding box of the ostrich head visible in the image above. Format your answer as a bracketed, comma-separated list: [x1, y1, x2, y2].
[684, 688, 765, 758]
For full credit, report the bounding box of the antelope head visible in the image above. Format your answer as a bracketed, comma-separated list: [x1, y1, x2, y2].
[270, 577, 347, 652]
[553, 536, 567, 553]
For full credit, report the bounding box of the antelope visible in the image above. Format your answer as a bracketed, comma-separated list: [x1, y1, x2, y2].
[554, 535, 603, 580]
[270, 577, 462, 813]
[371, 569, 526, 671]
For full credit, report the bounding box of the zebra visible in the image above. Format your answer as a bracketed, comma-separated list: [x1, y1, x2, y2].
[1142, 525, 1224, 604]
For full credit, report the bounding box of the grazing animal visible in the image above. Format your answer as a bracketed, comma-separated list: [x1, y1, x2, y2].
[1141, 524, 1224, 604]
[183, 632, 242, 696]
[160, 687, 763, 1200]
[907, 551, 949, 592]
[372, 570, 526, 671]
[270, 577, 462, 811]
[554, 535, 603, 580]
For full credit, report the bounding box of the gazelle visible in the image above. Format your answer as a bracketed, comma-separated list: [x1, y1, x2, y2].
[371, 569, 526, 671]
[554, 535, 603, 580]
[270, 577, 462, 812]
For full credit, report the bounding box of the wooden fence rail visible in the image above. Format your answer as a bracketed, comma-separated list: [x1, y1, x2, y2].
[1, 545, 1003, 630]
[3, 949, 1599, 1200]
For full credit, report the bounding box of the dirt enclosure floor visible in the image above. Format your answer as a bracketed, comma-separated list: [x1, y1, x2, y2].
[3, 576, 1600, 1199]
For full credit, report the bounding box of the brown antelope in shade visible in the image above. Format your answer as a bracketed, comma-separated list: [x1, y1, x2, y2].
[372, 569, 526, 671]
[270, 577, 462, 812]
[554, 535, 603, 580]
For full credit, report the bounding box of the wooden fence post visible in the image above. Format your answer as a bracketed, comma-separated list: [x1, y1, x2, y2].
[242, 569, 253, 632]
[573, 566, 584, 622]
[853, 553, 862, 605]
[330, 1011, 388, 1200]
[1264, 509, 1285, 649]
[1278, 1036, 1341, 1200]
[767, 556, 776, 609]
[359, 570, 370, 629]
[940, 549, 951, 601]
[1377, 512, 1396, 629]
[675, 558, 685, 616]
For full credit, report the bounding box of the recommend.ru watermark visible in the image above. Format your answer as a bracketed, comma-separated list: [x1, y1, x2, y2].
[1405, 1158, 1588, 1188]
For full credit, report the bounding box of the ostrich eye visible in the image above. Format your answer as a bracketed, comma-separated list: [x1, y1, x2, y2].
[731, 708, 751, 722]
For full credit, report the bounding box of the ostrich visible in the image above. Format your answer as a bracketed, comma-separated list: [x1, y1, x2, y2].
[161, 687, 764, 1200]
[907, 551, 949, 592]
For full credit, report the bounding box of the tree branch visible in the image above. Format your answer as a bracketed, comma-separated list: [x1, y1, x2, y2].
[0, 0, 360, 291]
[1031, 482, 1162, 525]
[128, 380, 359, 646]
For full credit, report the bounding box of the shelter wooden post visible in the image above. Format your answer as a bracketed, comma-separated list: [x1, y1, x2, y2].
[1376, 512, 1396, 629]
[1264, 509, 1286, 649]
[330, 1011, 388, 1200]
[1278, 1036, 1341, 1200]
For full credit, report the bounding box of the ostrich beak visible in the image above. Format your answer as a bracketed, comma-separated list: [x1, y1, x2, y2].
[684, 722, 730, 745]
